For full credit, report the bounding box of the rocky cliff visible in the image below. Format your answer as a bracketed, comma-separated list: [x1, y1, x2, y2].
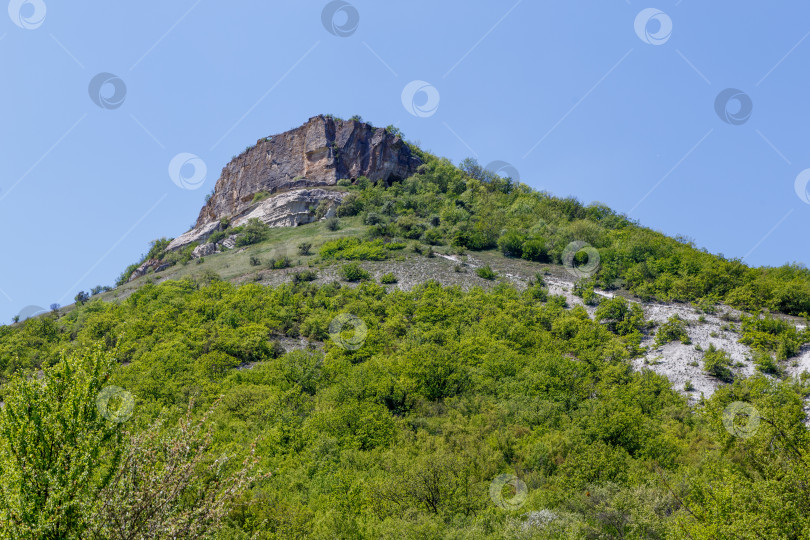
[166, 115, 421, 252]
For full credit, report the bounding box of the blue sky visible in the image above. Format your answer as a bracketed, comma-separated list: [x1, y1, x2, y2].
[1, 1, 809, 322]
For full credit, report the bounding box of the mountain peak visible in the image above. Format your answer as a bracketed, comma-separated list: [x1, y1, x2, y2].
[167, 115, 421, 253]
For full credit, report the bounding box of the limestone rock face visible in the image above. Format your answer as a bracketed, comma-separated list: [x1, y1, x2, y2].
[195, 115, 420, 227]
[166, 115, 422, 253]
[192, 243, 219, 258]
[234, 188, 345, 228]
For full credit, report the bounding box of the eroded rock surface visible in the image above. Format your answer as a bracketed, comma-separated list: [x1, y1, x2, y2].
[166, 115, 421, 253]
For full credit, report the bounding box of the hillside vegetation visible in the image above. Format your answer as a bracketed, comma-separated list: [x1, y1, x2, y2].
[1, 145, 810, 538]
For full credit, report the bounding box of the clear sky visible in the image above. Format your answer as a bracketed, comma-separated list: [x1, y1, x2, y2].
[1, 1, 809, 322]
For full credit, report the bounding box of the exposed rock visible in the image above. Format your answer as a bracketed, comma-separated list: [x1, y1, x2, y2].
[196, 115, 421, 227]
[165, 116, 422, 253]
[193, 243, 219, 258]
[128, 259, 169, 282]
[322, 204, 337, 220]
[166, 221, 221, 252]
[233, 188, 345, 229]
[221, 235, 238, 250]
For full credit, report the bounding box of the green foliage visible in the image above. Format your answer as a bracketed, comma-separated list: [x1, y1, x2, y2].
[2, 276, 810, 537]
[297, 242, 312, 256]
[267, 256, 291, 270]
[497, 229, 526, 257]
[320, 237, 391, 261]
[475, 265, 497, 280]
[337, 193, 362, 217]
[325, 217, 340, 231]
[207, 229, 227, 244]
[396, 215, 427, 239]
[654, 315, 691, 347]
[676, 379, 810, 538]
[340, 262, 371, 282]
[291, 269, 317, 284]
[521, 236, 549, 262]
[702, 344, 733, 381]
[739, 313, 807, 360]
[573, 280, 599, 306]
[380, 272, 397, 284]
[234, 218, 271, 247]
[595, 296, 647, 337]
[14, 142, 810, 537]
[0, 348, 123, 539]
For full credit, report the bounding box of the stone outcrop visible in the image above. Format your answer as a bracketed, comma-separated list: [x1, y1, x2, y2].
[128, 259, 171, 282]
[166, 115, 422, 253]
[192, 243, 218, 258]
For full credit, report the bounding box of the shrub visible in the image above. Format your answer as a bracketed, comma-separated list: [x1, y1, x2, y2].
[298, 242, 312, 256]
[313, 200, 331, 220]
[573, 281, 599, 306]
[337, 193, 362, 217]
[530, 284, 548, 301]
[423, 228, 444, 245]
[326, 217, 340, 231]
[364, 212, 384, 225]
[497, 229, 526, 257]
[654, 315, 691, 347]
[340, 263, 370, 282]
[476, 265, 497, 280]
[754, 349, 779, 375]
[320, 238, 388, 261]
[291, 270, 318, 284]
[380, 273, 398, 284]
[397, 215, 426, 239]
[594, 297, 647, 336]
[234, 218, 270, 247]
[384, 241, 406, 251]
[75, 291, 90, 305]
[521, 237, 548, 262]
[208, 229, 227, 244]
[703, 344, 733, 381]
[249, 255, 261, 266]
[268, 257, 291, 270]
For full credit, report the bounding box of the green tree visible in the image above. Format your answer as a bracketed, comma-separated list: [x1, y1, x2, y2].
[0, 348, 123, 539]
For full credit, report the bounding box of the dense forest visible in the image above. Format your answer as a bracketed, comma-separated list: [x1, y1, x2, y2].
[1, 146, 809, 538]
